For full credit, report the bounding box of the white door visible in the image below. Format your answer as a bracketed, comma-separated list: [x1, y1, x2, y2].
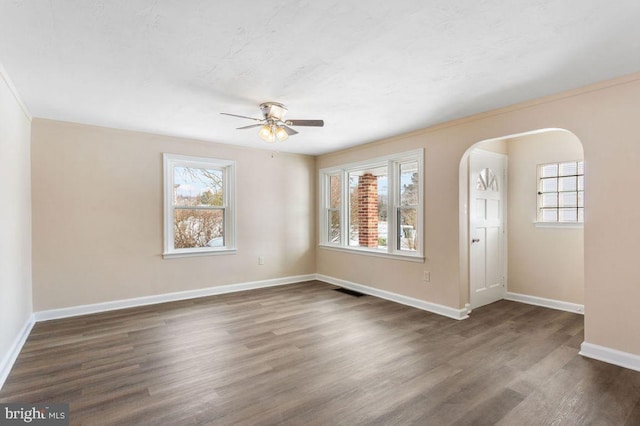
[469, 149, 506, 309]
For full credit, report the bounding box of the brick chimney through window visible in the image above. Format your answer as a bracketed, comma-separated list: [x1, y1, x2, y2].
[358, 173, 378, 247]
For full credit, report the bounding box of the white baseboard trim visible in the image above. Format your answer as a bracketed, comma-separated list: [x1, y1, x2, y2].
[34, 274, 316, 322]
[580, 342, 640, 372]
[505, 292, 584, 314]
[315, 274, 469, 320]
[6, 273, 466, 391]
[0, 314, 35, 391]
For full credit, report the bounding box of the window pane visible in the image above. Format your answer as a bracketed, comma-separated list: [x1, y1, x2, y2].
[559, 162, 577, 176]
[348, 174, 359, 246]
[476, 174, 487, 191]
[348, 169, 387, 248]
[400, 162, 419, 206]
[398, 208, 417, 251]
[174, 166, 224, 207]
[541, 193, 558, 207]
[487, 169, 498, 192]
[377, 221, 388, 248]
[559, 192, 577, 207]
[578, 191, 584, 208]
[577, 161, 584, 175]
[541, 178, 558, 193]
[540, 164, 558, 178]
[558, 176, 577, 192]
[578, 208, 584, 222]
[329, 175, 340, 209]
[328, 210, 340, 244]
[542, 209, 558, 222]
[477, 168, 498, 192]
[578, 175, 584, 191]
[174, 209, 224, 249]
[559, 208, 578, 222]
[378, 173, 388, 241]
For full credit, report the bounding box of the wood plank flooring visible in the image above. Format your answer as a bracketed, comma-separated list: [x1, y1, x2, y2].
[1, 280, 639, 425]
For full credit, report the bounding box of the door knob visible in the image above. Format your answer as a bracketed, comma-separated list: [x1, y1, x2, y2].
[472, 238, 480, 243]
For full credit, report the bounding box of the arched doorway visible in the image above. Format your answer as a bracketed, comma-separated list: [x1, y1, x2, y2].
[460, 129, 585, 312]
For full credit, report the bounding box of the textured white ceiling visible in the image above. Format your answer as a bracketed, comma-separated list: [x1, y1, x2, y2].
[1, 0, 640, 155]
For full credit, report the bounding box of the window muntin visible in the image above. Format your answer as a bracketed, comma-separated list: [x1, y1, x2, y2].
[164, 154, 235, 257]
[538, 160, 584, 223]
[319, 150, 423, 258]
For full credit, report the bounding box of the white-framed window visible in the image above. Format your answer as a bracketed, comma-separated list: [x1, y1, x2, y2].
[537, 160, 584, 224]
[163, 153, 236, 258]
[319, 149, 423, 260]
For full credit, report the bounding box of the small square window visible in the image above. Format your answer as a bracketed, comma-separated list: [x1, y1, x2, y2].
[537, 160, 584, 224]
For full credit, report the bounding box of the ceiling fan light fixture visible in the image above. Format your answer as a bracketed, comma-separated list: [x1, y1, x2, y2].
[258, 124, 275, 142]
[221, 102, 324, 143]
[275, 126, 289, 141]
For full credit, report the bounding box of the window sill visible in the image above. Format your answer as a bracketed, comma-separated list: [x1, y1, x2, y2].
[534, 222, 583, 229]
[163, 248, 237, 259]
[319, 244, 425, 263]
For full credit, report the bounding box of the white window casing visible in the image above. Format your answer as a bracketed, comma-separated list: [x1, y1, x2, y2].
[319, 149, 424, 261]
[163, 153, 236, 258]
[536, 160, 584, 227]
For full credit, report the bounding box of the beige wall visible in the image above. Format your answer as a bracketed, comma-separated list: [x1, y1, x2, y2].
[507, 131, 584, 304]
[317, 135, 462, 308]
[31, 119, 316, 311]
[317, 73, 640, 357]
[0, 67, 32, 370]
[24, 72, 640, 360]
[474, 138, 508, 154]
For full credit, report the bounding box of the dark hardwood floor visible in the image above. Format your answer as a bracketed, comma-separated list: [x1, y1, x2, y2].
[1, 280, 639, 425]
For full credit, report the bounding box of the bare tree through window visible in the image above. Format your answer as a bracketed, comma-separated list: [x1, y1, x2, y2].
[173, 167, 225, 249]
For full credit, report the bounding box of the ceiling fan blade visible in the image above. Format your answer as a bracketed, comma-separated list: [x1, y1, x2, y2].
[220, 112, 263, 122]
[236, 124, 264, 130]
[286, 119, 324, 127]
[282, 125, 298, 136]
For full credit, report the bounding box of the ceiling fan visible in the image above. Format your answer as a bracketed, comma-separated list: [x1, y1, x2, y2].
[221, 102, 324, 142]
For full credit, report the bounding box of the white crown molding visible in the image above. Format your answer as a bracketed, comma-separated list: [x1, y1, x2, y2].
[0, 314, 35, 391]
[34, 274, 316, 322]
[315, 274, 469, 320]
[580, 342, 640, 372]
[0, 61, 32, 121]
[505, 292, 584, 314]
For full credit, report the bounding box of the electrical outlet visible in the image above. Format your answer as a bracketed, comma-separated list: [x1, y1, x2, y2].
[258, 256, 264, 265]
[423, 271, 430, 282]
